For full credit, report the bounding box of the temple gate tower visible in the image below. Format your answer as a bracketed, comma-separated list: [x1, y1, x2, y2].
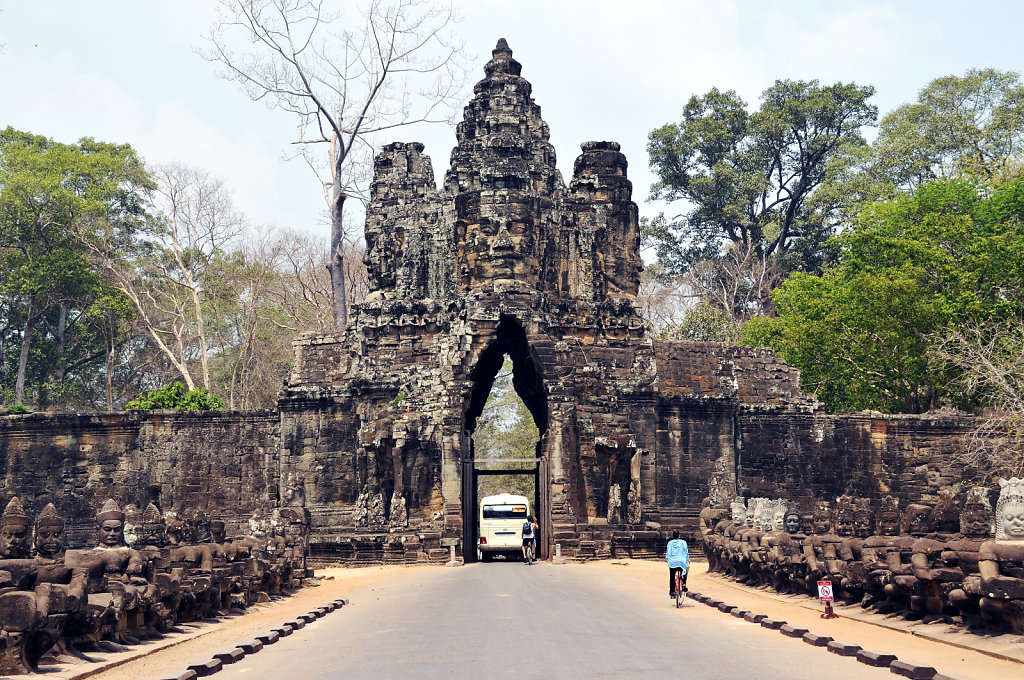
[280, 39, 661, 561]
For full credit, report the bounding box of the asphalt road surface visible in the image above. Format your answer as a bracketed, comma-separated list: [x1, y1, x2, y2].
[215, 562, 896, 680]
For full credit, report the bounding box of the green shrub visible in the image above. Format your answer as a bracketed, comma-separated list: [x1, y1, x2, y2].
[124, 382, 225, 411]
[5, 403, 31, 415]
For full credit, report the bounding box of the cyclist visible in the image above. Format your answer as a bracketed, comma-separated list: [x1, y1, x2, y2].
[667, 529, 690, 597]
[522, 515, 537, 564]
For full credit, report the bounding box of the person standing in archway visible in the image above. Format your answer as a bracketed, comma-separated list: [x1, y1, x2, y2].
[667, 529, 690, 597]
[522, 515, 538, 564]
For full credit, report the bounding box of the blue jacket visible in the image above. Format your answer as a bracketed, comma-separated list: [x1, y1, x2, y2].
[666, 538, 689, 571]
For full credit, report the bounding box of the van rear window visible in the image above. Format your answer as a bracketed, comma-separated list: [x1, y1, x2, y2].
[482, 504, 527, 519]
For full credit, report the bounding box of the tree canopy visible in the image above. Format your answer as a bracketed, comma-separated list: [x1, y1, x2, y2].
[646, 79, 877, 319]
[742, 177, 1024, 413]
[873, 68, 1024, 189]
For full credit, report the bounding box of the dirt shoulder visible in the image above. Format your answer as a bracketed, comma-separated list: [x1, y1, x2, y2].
[587, 559, 1024, 680]
[47, 565, 432, 680]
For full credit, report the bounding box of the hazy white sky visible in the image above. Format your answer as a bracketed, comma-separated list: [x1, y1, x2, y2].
[2, 0, 1023, 240]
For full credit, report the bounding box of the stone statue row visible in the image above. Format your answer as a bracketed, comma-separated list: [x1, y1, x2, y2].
[698, 478, 1024, 634]
[0, 497, 311, 675]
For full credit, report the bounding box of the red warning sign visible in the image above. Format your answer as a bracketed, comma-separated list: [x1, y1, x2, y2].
[817, 580, 834, 602]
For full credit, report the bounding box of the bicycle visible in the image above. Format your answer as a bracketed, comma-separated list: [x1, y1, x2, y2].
[674, 569, 687, 608]
[524, 540, 535, 565]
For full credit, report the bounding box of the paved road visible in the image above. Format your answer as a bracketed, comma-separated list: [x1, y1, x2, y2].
[216, 562, 895, 680]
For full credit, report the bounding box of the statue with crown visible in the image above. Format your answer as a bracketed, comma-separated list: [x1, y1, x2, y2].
[977, 477, 1024, 632]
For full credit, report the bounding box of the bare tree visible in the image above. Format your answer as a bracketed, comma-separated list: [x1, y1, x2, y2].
[204, 0, 468, 331]
[88, 164, 246, 391]
[931, 320, 1024, 477]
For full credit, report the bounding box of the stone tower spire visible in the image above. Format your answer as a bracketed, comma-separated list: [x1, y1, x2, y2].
[444, 38, 559, 196]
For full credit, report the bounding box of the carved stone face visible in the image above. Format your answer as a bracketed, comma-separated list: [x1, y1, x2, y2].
[1001, 502, 1024, 539]
[834, 512, 855, 537]
[784, 513, 801, 534]
[854, 511, 874, 538]
[210, 522, 226, 544]
[459, 194, 540, 289]
[731, 504, 746, 524]
[772, 506, 787, 531]
[137, 523, 166, 548]
[99, 519, 125, 547]
[34, 525, 65, 559]
[812, 504, 832, 534]
[0, 522, 31, 558]
[926, 468, 941, 487]
[961, 498, 992, 538]
[877, 511, 900, 536]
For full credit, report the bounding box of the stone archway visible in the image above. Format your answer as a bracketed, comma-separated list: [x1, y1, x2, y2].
[461, 316, 549, 561]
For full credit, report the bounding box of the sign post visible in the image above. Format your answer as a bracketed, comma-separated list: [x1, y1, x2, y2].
[817, 580, 838, 619]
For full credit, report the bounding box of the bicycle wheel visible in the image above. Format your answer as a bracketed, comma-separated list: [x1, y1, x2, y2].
[675, 572, 683, 608]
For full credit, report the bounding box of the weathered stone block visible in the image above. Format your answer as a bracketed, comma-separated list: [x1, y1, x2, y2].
[856, 650, 898, 667]
[827, 641, 862, 656]
[889, 660, 937, 679]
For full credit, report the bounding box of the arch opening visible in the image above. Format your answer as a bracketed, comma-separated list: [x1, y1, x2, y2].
[462, 316, 550, 562]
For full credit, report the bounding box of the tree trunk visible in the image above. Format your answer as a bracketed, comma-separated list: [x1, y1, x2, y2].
[15, 296, 36, 404]
[55, 302, 68, 381]
[327, 190, 349, 332]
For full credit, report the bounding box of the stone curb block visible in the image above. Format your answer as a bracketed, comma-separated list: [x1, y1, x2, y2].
[287, 619, 306, 629]
[931, 674, 957, 680]
[240, 640, 264, 654]
[704, 598, 721, 606]
[299, 613, 316, 623]
[334, 598, 348, 606]
[187, 659, 223, 677]
[760, 618, 785, 630]
[731, 609, 749, 618]
[161, 672, 198, 680]
[857, 650, 898, 667]
[780, 624, 809, 638]
[317, 607, 329, 616]
[743, 612, 766, 623]
[827, 641, 862, 657]
[717, 603, 736, 613]
[889, 660, 937, 679]
[324, 602, 337, 612]
[274, 625, 293, 637]
[689, 592, 703, 601]
[802, 633, 833, 647]
[257, 630, 280, 644]
[213, 648, 245, 664]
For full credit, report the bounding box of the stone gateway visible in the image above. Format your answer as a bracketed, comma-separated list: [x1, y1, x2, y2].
[0, 41, 986, 568]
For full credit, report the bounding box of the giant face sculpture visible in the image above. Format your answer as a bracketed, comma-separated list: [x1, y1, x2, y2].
[458, 194, 539, 288]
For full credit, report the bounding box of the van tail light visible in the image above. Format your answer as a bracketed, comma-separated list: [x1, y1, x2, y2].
[479, 537, 486, 544]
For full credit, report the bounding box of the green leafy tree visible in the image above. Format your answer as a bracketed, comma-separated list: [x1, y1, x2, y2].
[646, 80, 877, 318]
[474, 358, 540, 500]
[874, 69, 1024, 189]
[124, 380, 225, 411]
[742, 178, 1024, 413]
[0, 127, 151, 408]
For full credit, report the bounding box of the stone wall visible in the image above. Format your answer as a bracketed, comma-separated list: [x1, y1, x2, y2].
[0, 410, 279, 547]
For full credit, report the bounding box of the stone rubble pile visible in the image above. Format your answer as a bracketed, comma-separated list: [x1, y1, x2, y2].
[699, 478, 1024, 634]
[0, 496, 312, 675]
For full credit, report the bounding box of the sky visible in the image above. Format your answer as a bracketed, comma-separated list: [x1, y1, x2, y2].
[2, 0, 1023, 242]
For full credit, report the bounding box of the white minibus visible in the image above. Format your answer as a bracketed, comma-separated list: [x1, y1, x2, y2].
[478, 493, 530, 561]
